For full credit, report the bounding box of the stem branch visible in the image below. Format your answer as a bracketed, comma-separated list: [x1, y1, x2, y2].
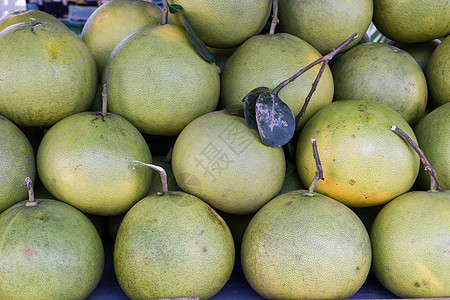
[391, 125, 442, 191]
[304, 138, 324, 197]
[133, 161, 169, 196]
[101, 66, 111, 115]
[24, 177, 38, 207]
[269, 0, 279, 35]
[162, 0, 168, 25]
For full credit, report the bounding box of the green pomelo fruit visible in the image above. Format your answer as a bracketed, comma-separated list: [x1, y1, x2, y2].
[426, 35, 450, 107]
[391, 39, 441, 72]
[241, 190, 371, 299]
[296, 100, 420, 207]
[0, 115, 35, 213]
[372, 0, 450, 43]
[0, 21, 97, 127]
[220, 33, 334, 130]
[331, 42, 428, 126]
[81, 0, 162, 78]
[0, 198, 104, 299]
[114, 191, 235, 299]
[0, 9, 66, 32]
[414, 102, 450, 190]
[172, 110, 286, 215]
[371, 190, 450, 298]
[105, 24, 220, 136]
[278, 0, 373, 54]
[36, 111, 153, 216]
[168, 0, 271, 49]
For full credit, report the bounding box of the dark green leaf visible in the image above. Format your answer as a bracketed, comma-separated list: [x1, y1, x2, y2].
[243, 87, 270, 130]
[179, 14, 215, 63]
[168, 4, 183, 14]
[224, 106, 245, 118]
[255, 92, 295, 147]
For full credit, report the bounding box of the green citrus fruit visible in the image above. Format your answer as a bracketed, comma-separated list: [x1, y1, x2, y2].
[241, 190, 372, 299]
[172, 110, 285, 215]
[0, 21, 97, 127]
[0, 115, 35, 213]
[114, 191, 235, 299]
[278, 0, 373, 54]
[81, 0, 162, 77]
[426, 35, 450, 107]
[220, 33, 334, 130]
[331, 42, 428, 126]
[372, 0, 450, 43]
[296, 100, 420, 207]
[414, 102, 450, 190]
[391, 39, 441, 72]
[105, 24, 220, 136]
[36, 111, 153, 216]
[0, 197, 104, 299]
[0, 9, 66, 32]
[168, 0, 271, 49]
[371, 189, 450, 298]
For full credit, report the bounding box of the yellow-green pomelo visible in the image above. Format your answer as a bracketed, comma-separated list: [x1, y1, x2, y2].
[296, 100, 420, 207]
[426, 35, 450, 107]
[168, 0, 271, 49]
[220, 33, 334, 130]
[105, 24, 220, 136]
[36, 112, 153, 216]
[0, 9, 66, 31]
[0, 115, 35, 213]
[331, 42, 428, 126]
[278, 0, 373, 54]
[371, 190, 450, 298]
[172, 110, 285, 215]
[391, 39, 441, 72]
[373, 0, 450, 43]
[0, 22, 97, 127]
[414, 102, 450, 190]
[114, 191, 235, 299]
[0, 198, 104, 299]
[81, 0, 162, 78]
[241, 190, 371, 299]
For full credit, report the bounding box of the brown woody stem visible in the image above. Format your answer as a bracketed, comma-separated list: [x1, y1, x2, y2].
[391, 125, 442, 191]
[162, 0, 168, 25]
[24, 177, 38, 207]
[133, 161, 169, 196]
[101, 66, 111, 115]
[272, 32, 358, 124]
[269, 0, 279, 35]
[304, 138, 324, 197]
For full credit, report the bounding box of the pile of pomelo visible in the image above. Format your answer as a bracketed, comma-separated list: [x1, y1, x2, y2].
[0, 0, 448, 299]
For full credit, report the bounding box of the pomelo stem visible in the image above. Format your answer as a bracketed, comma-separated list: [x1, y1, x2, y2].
[132, 161, 169, 196]
[101, 66, 111, 115]
[271, 32, 358, 124]
[391, 125, 442, 191]
[269, 0, 279, 35]
[24, 177, 38, 207]
[162, 0, 168, 25]
[304, 138, 324, 197]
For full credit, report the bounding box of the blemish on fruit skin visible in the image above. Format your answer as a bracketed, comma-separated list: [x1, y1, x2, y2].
[385, 266, 391, 271]
[423, 281, 430, 289]
[349, 180, 356, 185]
[351, 134, 356, 138]
[203, 247, 207, 252]
[414, 282, 420, 287]
[316, 130, 320, 134]
[285, 201, 292, 206]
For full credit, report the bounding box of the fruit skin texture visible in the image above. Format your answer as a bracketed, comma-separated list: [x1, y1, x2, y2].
[168, 0, 271, 49]
[0, 9, 66, 31]
[278, 0, 373, 55]
[296, 100, 420, 207]
[414, 102, 450, 190]
[241, 190, 371, 299]
[105, 24, 220, 136]
[0, 22, 97, 127]
[331, 42, 428, 126]
[36, 111, 153, 216]
[114, 191, 235, 300]
[370, 190, 450, 298]
[372, 0, 450, 43]
[81, 0, 162, 78]
[220, 33, 334, 130]
[426, 35, 450, 107]
[172, 110, 285, 215]
[0, 198, 104, 299]
[0, 115, 35, 213]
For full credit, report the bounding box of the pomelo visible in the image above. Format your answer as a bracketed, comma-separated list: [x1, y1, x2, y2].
[0, 9, 66, 32]
[426, 35, 450, 107]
